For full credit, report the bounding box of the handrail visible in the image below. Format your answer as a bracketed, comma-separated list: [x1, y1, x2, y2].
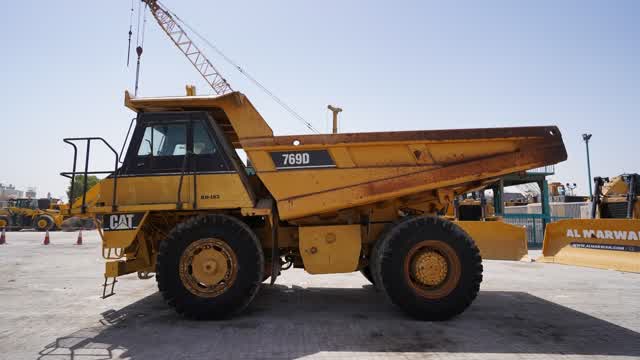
[118, 118, 137, 164]
[176, 151, 192, 210]
[61, 137, 120, 213]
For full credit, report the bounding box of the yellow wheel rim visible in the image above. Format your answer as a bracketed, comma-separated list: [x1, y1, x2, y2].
[404, 240, 461, 299]
[411, 250, 448, 286]
[179, 238, 237, 298]
[0, 219, 7, 228]
[37, 219, 48, 229]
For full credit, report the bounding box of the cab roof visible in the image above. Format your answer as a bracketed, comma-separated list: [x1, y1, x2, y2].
[124, 90, 273, 148]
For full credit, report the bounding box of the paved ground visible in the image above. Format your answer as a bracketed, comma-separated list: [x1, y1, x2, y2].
[0, 230, 639, 360]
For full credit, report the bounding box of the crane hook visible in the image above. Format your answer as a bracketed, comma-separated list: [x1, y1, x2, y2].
[134, 46, 143, 96]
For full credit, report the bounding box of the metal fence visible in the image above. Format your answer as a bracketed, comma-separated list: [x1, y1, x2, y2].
[502, 213, 568, 248]
[502, 201, 590, 247]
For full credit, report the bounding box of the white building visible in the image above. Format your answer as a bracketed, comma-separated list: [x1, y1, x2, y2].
[0, 183, 24, 200]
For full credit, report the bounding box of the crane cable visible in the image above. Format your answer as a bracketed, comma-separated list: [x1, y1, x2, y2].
[141, 2, 148, 47]
[135, 0, 142, 47]
[126, 0, 134, 66]
[134, 2, 148, 96]
[164, 6, 320, 134]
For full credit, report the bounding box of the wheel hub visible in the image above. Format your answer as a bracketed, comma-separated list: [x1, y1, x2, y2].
[179, 238, 237, 298]
[411, 250, 448, 286]
[404, 239, 462, 299]
[191, 248, 228, 285]
[37, 219, 48, 229]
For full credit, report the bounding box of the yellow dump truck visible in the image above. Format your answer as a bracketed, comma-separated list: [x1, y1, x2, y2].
[540, 174, 640, 272]
[61, 91, 566, 320]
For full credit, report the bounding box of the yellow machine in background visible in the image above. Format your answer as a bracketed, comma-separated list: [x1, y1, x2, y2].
[456, 220, 528, 262]
[447, 194, 494, 220]
[0, 198, 64, 231]
[539, 174, 640, 273]
[446, 192, 528, 262]
[548, 182, 567, 197]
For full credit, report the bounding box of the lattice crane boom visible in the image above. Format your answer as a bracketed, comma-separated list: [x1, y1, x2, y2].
[144, 0, 233, 95]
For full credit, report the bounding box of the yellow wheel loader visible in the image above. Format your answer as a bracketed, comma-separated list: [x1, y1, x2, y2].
[444, 191, 528, 262]
[61, 91, 566, 320]
[0, 198, 64, 231]
[540, 174, 640, 272]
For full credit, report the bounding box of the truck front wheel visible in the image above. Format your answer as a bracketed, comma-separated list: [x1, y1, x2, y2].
[373, 216, 483, 320]
[156, 214, 264, 319]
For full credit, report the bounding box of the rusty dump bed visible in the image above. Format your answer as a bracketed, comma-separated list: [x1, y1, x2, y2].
[243, 127, 566, 219]
[126, 92, 567, 220]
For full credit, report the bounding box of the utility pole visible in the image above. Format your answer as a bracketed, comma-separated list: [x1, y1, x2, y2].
[582, 133, 593, 197]
[327, 105, 343, 134]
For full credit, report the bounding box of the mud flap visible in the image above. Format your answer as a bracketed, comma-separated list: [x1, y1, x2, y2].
[538, 219, 640, 273]
[455, 221, 528, 261]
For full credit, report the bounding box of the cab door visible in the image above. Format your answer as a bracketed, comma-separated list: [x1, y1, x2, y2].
[118, 113, 192, 205]
[115, 111, 250, 208]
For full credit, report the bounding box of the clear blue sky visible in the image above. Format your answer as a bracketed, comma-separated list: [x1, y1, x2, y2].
[1, 0, 638, 200]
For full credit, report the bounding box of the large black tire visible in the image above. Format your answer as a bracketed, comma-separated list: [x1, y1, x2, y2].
[373, 216, 483, 321]
[34, 215, 55, 232]
[156, 214, 264, 320]
[369, 216, 415, 290]
[0, 215, 10, 230]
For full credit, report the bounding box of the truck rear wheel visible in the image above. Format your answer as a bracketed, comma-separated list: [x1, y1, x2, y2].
[374, 216, 483, 320]
[156, 214, 264, 320]
[35, 215, 55, 231]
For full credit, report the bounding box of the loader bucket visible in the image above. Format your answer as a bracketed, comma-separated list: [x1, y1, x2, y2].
[456, 221, 528, 261]
[539, 219, 640, 273]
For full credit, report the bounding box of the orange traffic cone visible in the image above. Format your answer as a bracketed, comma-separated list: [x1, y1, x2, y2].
[43, 230, 50, 245]
[0, 227, 6, 245]
[76, 230, 83, 245]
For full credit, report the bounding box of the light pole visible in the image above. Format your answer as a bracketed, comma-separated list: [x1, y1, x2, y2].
[327, 105, 343, 134]
[582, 133, 593, 197]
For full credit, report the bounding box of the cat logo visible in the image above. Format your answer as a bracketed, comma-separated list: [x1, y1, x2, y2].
[103, 213, 144, 231]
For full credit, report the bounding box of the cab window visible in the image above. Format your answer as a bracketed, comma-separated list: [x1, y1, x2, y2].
[191, 120, 231, 172]
[192, 121, 217, 155]
[127, 122, 188, 174]
[138, 124, 187, 157]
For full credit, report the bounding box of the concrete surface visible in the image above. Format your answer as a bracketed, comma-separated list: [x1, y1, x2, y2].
[0, 231, 639, 360]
